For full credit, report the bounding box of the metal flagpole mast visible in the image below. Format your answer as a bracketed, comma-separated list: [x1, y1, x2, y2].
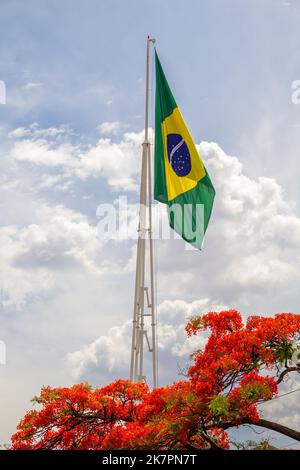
[130, 35, 157, 388]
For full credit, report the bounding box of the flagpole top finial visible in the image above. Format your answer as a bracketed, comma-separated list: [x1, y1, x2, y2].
[148, 36, 156, 44]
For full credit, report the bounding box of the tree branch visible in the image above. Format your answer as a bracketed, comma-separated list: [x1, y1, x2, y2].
[276, 366, 300, 384]
[219, 418, 300, 442]
[255, 419, 300, 441]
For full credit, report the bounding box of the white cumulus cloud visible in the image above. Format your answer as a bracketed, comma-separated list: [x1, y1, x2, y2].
[66, 298, 225, 382]
[0, 203, 105, 309]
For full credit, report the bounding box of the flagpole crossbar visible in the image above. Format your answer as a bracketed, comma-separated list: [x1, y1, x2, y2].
[129, 36, 158, 389]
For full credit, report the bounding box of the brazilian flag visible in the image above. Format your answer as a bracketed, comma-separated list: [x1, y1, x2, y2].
[154, 51, 215, 249]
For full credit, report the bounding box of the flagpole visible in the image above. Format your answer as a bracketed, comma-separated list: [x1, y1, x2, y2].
[130, 35, 157, 388]
[148, 127, 158, 388]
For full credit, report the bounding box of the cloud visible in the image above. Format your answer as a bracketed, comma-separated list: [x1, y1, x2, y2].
[8, 123, 74, 140]
[73, 131, 142, 190]
[66, 298, 226, 383]
[66, 320, 132, 379]
[0, 203, 105, 309]
[10, 139, 75, 167]
[97, 121, 124, 135]
[23, 82, 43, 90]
[199, 141, 300, 290]
[8, 124, 142, 191]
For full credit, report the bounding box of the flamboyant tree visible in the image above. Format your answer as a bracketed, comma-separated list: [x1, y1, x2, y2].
[11, 310, 300, 450]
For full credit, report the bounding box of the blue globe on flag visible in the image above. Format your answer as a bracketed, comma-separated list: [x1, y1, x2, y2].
[167, 133, 191, 177]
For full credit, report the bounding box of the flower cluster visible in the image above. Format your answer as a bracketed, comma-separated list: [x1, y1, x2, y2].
[11, 310, 300, 450]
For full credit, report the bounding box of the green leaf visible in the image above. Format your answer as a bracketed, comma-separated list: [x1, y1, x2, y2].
[209, 395, 230, 417]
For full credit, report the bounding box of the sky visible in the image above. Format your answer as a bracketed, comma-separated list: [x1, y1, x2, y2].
[0, 0, 300, 448]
